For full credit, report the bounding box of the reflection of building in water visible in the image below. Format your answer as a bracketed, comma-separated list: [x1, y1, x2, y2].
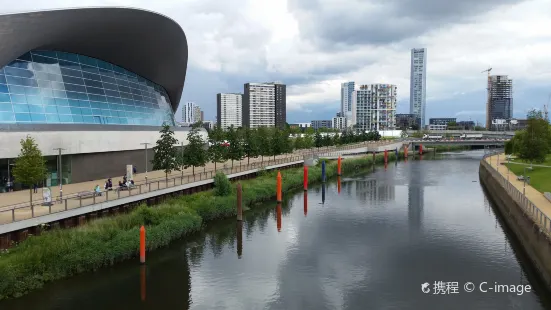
[408, 164, 424, 231]
[355, 178, 395, 202]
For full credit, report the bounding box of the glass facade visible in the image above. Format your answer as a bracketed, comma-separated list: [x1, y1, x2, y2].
[0, 50, 175, 126]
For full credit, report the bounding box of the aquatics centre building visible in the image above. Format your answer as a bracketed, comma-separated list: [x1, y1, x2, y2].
[0, 7, 203, 190]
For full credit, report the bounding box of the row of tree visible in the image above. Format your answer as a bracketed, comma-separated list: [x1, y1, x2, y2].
[152, 123, 382, 179]
[504, 109, 551, 163]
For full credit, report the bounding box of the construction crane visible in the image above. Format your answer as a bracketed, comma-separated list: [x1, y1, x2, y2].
[482, 67, 492, 129]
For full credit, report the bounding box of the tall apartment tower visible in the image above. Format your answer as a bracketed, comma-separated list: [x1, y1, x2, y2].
[352, 84, 397, 133]
[410, 48, 427, 126]
[217, 93, 243, 130]
[341, 81, 355, 119]
[182, 102, 196, 124]
[243, 82, 286, 129]
[486, 75, 513, 130]
[193, 106, 201, 123]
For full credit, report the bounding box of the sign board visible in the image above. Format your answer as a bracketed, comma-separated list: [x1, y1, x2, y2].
[492, 119, 506, 125]
[42, 187, 51, 204]
[126, 165, 133, 181]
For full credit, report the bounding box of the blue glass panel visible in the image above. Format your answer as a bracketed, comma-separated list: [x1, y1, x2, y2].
[72, 114, 84, 123]
[103, 82, 118, 91]
[59, 60, 81, 71]
[99, 68, 115, 78]
[91, 108, 101, 115]
[65, 83, 86, 93]
[101, 75, 117, 85]
[30, 113, 46, 122]
[97, 60, 112, 71]
[60, 67, 83, 78]
[4, 67, 34, 78]
[55, 98, 69, 106]
[81, 64, 99, 74]
[0, 75, 6, 84]
[43, 97, 56, 105]
[26, 96, 42, 105]
[7, 60, 32, 69]
[13, 104, 29, 113]
[7, 76, 38, 87]
[67, 91, 88, 100]
[106, 95, 121, 103]
[57, 51, 79, 63]
[86, 86, 105, 95]
[45, 106, 58, 114]
[48, 73, 63, 82]
[28, 104, 44, 113]
[32, 54, 57, 64]
[53, 90, 67, 98]
[0, 112, 15, 122]
[118, 86, 130, 93]
[8, 85, 25, 94]
[11, 94, 27, 103]
[84, 79, 103, 88]
[101, 109, 111, 116]
[33, 50, 57, 58]
[82, 115, 95, 123]
[51, 81, 65, 90]
[81, 108, 92, 115]
[57, 106, 71, 114]
[80, 55, 99, 67]
[15, 113, 31, 121]
[117, 79, 129, 87]
[25, 87, 41, 96]
[0, 103, 11, 111]
[120, 92, 133, 100]
[40, 88, 54, 97]
[116, 111, 126, 117]
[93, 116, 102, 124]
[58, 114, 73, 123]
[37, 79, 52, 88]
[63, 75, 84, 85]
[88, 94, 106, 102]
[70, 107, 82, 115]
[79, 100, 90, 108]
[90, 102, 103, 109]
[68, 99, 80, 107]
[46, 114, 60, 123]
[0, 84, 8, 93]
[119, 117, 128, 124]
[17, 52, 33, 62]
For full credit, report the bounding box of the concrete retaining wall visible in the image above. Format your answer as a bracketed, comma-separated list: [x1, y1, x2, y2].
[479, 162, 551, 291]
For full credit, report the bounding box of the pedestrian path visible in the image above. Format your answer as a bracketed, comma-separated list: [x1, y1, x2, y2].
[485, 153, 551, 233]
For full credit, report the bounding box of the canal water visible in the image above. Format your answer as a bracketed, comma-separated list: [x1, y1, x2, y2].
[2, 150, 550, 310]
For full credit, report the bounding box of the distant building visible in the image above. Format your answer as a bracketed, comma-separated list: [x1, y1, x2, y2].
[396, 114, 420, 129]
[456, 121, 475, 130]
[200, 111, 204, 122]
[217, 93, 242, 130]
[332, 116, 347, 130]
[243, 82, 286, 129]
[486, 75, 513, 130]
[341, 81, 355, 118]
[182, 102, 197, 124]
[193, 106, 201, 123]
[203, 120, 214, 131]
[311, 120, 332, 130]
[410, 48, 427, 126]
[429, 118, 456, 126]
[352, 84, 397, 133]
[289, 123, 311, 131]
[428, 124, 447, 131]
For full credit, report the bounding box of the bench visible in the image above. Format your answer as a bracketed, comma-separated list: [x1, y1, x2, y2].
[544, 192, 551, 203]
[77, 191, 99, 199]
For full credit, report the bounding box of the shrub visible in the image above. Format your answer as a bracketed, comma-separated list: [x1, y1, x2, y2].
[213, 172, 231, 196]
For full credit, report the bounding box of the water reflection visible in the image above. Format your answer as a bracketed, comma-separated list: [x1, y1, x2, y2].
[276, 204, 282, 232]
[337, 176, 341, 194]
[236, 221, 243, 259]
[140, 265, 146, 302]
[321, 182, 326, 204]
[304, 192, 308, 217]
[408, 160, 424, 233]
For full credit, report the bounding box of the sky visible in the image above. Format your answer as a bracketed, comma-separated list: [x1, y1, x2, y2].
[2, 0, 551, 126]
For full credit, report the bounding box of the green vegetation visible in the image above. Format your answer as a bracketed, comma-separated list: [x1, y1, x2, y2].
[152, 124, 180, 182]
[12, 136, 48, 203]
[181, 123, 208, 174]
[213, 172, 231, 196]
[0, 153, 397, 300]
[505, 155, 551, 193]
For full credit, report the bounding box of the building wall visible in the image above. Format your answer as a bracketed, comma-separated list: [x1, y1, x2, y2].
[217, 93, 242, 130]
[193, 106, 201, 123]
[354, 84, 397, 133]
[487, 75, 513, 130]
[182, 102, 196, 124]
[341, 81, 355, 115]
[311, 120, 332, 130]
[429, 118, 456, 125]
[410, 48, 427, 126]
[274, 83, 286, 130]
[332, 116, 347, 130]
[243, 82, 275, 128]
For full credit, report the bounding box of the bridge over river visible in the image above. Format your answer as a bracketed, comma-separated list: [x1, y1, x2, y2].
[2, 150, 549, 310]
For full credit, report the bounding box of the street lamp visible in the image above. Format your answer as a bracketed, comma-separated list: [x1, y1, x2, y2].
[523, 166, 533, 196]
[53, 148, 65, 200]
[140, 143, 150, 183]
[7, 160, 14, 192]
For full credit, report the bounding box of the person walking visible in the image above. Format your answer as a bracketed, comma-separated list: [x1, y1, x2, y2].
[33, 183, 38, 193]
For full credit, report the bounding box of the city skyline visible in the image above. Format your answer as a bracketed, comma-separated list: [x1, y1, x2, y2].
[11, 1, 549, 126]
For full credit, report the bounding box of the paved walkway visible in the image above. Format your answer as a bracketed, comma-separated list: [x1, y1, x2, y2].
[0, 141, 392, 210]
[485, 153, 551, 231]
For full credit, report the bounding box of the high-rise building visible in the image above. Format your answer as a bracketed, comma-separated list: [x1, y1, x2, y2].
[311, 120, 332, 130]
[410, 48, 427, 126]
[352, 84, 397, 133]
[243, 82, 286, 129]
[193, 105, 201, 123]
[217, 93, 242, 130]
[200, 111, 204, 122]
[341, 81, 355, 118]
[182, 102, 196, 124]
[396, 114, 421, 130]
[486, 75, 513, 130]
[332, 116, 347, 130]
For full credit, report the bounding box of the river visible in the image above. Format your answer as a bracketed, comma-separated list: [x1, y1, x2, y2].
[2, 150, 550, 310]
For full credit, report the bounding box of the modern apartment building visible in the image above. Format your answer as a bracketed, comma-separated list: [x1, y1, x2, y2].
[429, 118, 456, 126]
[311, 120, 332, 130]
[352, 84, 397, 133]
[182, 102, 196, 124]
[486, 75, 513, 130]
[410, 48, 427, 126]
[341, 81, 355, 118]
[332, 116, 347, 130]
[193, 105, 201, 123]
[216, 93, 242, 130]
[396, 113, 421, 129]
[243, 82, 286, 129]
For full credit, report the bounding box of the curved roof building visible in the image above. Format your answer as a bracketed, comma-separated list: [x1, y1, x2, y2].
[0, 7, 205, 187]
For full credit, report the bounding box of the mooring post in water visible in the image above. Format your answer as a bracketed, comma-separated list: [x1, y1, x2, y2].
[140, 265, 146, 301]
[276, 203, 282, 232]
[321, 160, 326, 182]
[395, 148, 398, 159]
[404, 146, 408, 158]
[384, 149, 388, 164]
[419, 144, 423, 155]
[236, 183, 243, 221]
[373, 151, 376, 163]
[237, 220, 243, 259]
[337, 156, 342, 176]
[337, 176, 341, 194]
[303, 165, 308, 191]
[140, 226, 146, 264]
[304, 191, 308, 216]
[276, 171, 282, 203]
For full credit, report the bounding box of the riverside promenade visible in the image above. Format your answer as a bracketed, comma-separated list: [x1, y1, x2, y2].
[484, 153, 551, 235]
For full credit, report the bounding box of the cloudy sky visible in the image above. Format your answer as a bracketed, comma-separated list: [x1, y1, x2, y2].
[3, 0, 551, 125]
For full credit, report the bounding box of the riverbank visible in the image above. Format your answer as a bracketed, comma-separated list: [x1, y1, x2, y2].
[0, 152, 398, 300]
[505, 154, 551, 193]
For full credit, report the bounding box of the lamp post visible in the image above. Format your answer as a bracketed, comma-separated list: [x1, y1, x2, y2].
[53, 148, 65, 201]
[181, 142, 184, 177]
[7, 160, 14, 192]
[523, 166, 532, 196]
[140, 143, 150, 183]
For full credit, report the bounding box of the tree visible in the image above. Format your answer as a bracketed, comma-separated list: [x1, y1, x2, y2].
[270, 128, 286, 160]
[527, 108, 544, 120]
[12, 135, 48, 204]
[314, 131, 323, 149]
[514, 118, 551, 163]
[257, 126, 271, 163]
[225, 126, 244, 167]
[294, 135, 305, 149]
[182, 124, 207, 174]
[244, 128, 261, 164]
[207, 125, 227, 171]
[400, 130, 408, 138]
[152, 124, 179, 183]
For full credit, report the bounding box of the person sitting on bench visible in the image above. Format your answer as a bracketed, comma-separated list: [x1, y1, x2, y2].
[94, 185, 102, 196]
[119, 181, 127, 189]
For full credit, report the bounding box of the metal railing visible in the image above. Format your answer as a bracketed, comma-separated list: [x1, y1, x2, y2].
[481, 152, 551, 237]
[0, 141, 384, 224]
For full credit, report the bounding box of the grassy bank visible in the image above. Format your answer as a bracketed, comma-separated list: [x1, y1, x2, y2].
[0, 152, 398, 300]
[505, 154, 551, 193]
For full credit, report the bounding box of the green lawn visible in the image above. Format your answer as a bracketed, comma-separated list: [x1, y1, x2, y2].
[504, 155, 551, 193]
